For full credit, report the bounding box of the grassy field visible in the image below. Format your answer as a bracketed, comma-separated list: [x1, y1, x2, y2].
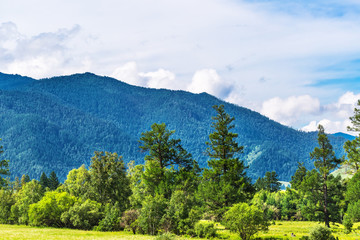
[1, 221, 360, 239]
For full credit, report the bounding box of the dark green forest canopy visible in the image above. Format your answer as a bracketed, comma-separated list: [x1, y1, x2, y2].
[0, 72, 348, 181]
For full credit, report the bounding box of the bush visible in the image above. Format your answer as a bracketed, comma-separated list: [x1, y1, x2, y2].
[94, 202, 122, 231]
[343, 214, 353, 234]
[154, 232, 176, 240]
[60, 199, 103, 230]
[309, 225, 336, 240]
[121, 209, 140, 234]
[194, 221, 216, 239]
[299, 236, 310, 240]
[223, 202, 269, 240]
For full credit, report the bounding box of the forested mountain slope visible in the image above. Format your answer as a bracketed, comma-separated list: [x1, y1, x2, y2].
[0, 72, 348, 181]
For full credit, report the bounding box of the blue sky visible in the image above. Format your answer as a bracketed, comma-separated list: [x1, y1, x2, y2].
[1, 0, 360, 134]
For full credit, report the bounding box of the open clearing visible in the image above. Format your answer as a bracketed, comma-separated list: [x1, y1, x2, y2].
[2, 221, 360, 239]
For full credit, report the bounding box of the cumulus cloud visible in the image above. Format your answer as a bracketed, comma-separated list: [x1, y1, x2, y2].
[301, 119, 352, 134]
[301, 92, 360, 134]
[111, 62, 181, 90]
[187, 69, 232, 99]
[111, 62, 143, 86]
[261, 95, 321, 126]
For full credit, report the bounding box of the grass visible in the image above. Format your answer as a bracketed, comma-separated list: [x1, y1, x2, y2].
[2, 221, 360, 239]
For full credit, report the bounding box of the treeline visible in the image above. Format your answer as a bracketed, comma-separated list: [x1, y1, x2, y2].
[0, 103, 360, 239]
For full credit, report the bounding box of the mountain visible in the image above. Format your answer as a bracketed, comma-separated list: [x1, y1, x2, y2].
[0, 72, 348, 182]
[332, 132, 356, 141]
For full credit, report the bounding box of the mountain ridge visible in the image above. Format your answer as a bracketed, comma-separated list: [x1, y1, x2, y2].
[0, 72, 348, 181]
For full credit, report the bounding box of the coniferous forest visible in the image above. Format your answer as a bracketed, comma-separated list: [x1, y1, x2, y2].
[1, 100, 360, 240]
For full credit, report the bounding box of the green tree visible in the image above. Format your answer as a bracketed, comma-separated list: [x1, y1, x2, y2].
[20, 174, 31, 187]
[0, 139, 10, 188]
[201, 105, 253, 219]
[290, 162, 307, 190]
[89, 151, 131, 208]
[309, 124, 343, 227]
[11, 180, 44, 224]
[138, 194, 168, 235]
[343, 99, 360, 172]
[28, 191, 77, 227]
[60, 199, 103, 230]
[139, 123, 198, 198]
[223, 202, 269, 240]
[48, 171, 60, 190]
[255, 171, 281, 192]
[63, 164, 91, 198]
[95, 202, 123, 231]
[345, 171, 360, 203]
[39, 172, 49, 189]
[0, 188, 15, 223]
[348, 99, 360, 132]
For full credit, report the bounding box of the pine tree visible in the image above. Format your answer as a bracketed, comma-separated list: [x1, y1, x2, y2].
[48, 171, 60, 190]
[201, 105, 253, 219]
[0, 139, 10, 188]
[290, 162, 307, 190]
[39, 172, 49, 189]
[139, 123, 197, 198]
[344, 99, 360, 172]
[310, 124, 342, 227]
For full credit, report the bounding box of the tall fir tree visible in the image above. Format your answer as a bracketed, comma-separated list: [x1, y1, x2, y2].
[201, 105, 253, 219]
[39, 172, 49, 189]
[139, 123, 198, 199]
[344, 99, 360, 172]
[310, 124, 343, 227]
[290, 162, 307, 190]
[0, 139, 10, 189]
[48, 171, 60, 190]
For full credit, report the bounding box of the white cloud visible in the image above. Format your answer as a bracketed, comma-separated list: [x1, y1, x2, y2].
[301, 119, 352, 134]
[111, 62, 143, 86]
[300, 91, 360, 134]
[187, 69, 232, 98]
[261, 95, 321, 126]
[139, 69, 178, 90]
[111, 62, 180, 90]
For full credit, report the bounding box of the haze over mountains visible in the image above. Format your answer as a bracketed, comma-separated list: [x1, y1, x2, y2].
[0, 72, 349, 181]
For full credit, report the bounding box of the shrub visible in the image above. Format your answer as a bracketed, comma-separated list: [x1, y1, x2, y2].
[121, 209, 140, 234]
[194, 221, 216, 239]
[309, 225, 336, 240]
[60, 199, 103, 230]
[94, 202, 122, 231]
[343, 214, 353, 234]
[223, 202, 269, 240]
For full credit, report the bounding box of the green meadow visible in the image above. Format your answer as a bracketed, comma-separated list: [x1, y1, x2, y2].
[2, 221, 360, 240]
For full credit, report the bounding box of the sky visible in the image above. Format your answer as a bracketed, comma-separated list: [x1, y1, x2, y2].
[1, 0, 360, 134]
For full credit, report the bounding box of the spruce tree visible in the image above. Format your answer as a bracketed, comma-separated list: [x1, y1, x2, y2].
[39, 172, 49, 189]
[139, 123, 198, 198]
[310, 124, 342, 227]
[344, 99, 360, 172]
[201, 105, 253, 219]
[0, 139, 10, 188]
[48, 171, 60, 190]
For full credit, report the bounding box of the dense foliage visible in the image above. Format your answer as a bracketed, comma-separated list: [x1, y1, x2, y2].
[0, 72, 348, 181]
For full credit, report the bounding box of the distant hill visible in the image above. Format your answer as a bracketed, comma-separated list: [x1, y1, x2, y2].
[0, 72, 348, 181]
[332, 132, 356, 141]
